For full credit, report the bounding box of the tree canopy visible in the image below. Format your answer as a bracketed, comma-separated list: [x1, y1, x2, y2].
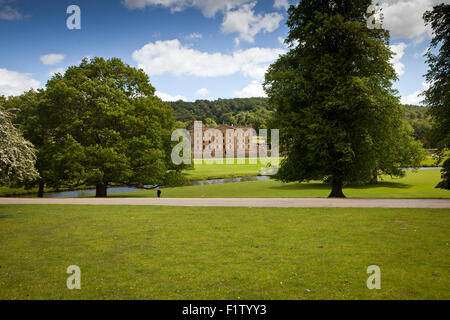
[173, 97, 431, 146]
[403, 105, 433, 147]
[8, 58, 176, 197]
[170, 98, 273, 130]
[264, 0, 423, 197]
[423, 3, 450, 189]
[0, 101, 39, 185]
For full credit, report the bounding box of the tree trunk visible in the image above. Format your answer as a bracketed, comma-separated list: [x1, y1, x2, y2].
[95, 183, 108, 198]
[369, 169, 378, 184]
[37, 182, 44, 198]
[328, 178, 346, 198]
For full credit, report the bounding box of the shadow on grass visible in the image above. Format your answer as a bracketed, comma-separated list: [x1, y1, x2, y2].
[268, 181, 411, 191]
[347, 181, 411, 189]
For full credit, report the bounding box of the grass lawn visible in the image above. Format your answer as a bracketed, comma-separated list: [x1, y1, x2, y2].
[115, 169, 450, 199]
[0, 205, 448, 300]
[185, 156, 445, 181]
[0, 158, 445, 197]
[185, 158, 275, 181]
[422, 155, 448, 167]
[0, 186, 39, 197]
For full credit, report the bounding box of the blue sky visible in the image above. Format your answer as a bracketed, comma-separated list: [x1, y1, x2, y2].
[0, 0, 447, 104]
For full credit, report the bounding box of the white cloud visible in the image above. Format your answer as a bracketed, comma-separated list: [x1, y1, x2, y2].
[0, 1, 22, 20]
[278, 36, 291, 48]
[196, 88, 208, 96]
[0, 68, 40, 96]
[400, 82, 429, 105]
[400, 90, 423, 105]
[48, 68, 65, 77]
[186, 32, 202, 40]
[233, 47, 284, 79]
[123, 0, 251, 17]
[234, 80, 266, 98]
[274, 0, 289, 10]
[155, 90, 187, 101]
[40, 53, 65, 65]
[379, 0, 442, 41]
[390, 42, 407, 76]
[124, 1, 283, 44]
[132, 39, 284, 80]
[421, 81, 430, 90]
[221, 2, 283, 43]
[414, 47, 428, 59]
[133, 40, 236, 77]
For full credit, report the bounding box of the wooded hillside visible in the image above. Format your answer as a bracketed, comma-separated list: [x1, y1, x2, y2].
[171, 98, 432, 145]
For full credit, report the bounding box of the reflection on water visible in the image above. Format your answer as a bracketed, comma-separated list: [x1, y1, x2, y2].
[22, 187, 144, 198]
[19, 176, 271, 198]
[13, 167, 441, 198]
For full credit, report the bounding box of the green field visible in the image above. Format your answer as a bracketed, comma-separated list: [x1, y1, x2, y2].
[186, 157, 446, 180]
[0, 205, 448, 300]
[0, 186, 35, 197]
[0, 158, 446, 197]
[422, 155, 448, 167]
[186, 158, 275, 181]
[116, 169, 450, 199]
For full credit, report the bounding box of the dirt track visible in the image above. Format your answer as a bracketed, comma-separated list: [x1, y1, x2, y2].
[1, 198, 449, 208]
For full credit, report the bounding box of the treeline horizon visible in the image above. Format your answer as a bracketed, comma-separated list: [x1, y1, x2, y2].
[171, 98, 434, 147]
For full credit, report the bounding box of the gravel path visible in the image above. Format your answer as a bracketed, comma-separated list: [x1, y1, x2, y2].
[1, 198, 449, 208]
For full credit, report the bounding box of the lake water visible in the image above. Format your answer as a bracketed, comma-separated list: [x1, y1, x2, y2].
[20, 176, 271, 198]
[22, 187, 146, 198]
[13, 167, 442, 198]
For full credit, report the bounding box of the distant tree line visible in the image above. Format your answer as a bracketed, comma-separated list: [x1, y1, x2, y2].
[170, 98, 274, 130]
[403, 104, 433, 147]
[172, 98, 434, 147]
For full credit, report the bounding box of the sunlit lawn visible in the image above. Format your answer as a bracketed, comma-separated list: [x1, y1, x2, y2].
[185, 156, 446, 181]
[422, 155, 448, 167]
[185, 157, 277, 181]
[0, 205, 448, 300]
[116, 169, 450, 199]
[0, 158, 446, 197]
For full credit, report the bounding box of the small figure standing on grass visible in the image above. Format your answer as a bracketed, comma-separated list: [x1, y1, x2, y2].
[157, 187, 162, 198]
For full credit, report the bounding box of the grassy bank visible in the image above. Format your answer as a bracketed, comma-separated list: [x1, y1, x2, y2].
[185, 158, 276, 181]
[421, 155, 448, 167]
[186, 156, 447, 180]
[0, 157, 446, 197]
[115, 169, 450, 199]
[0, 205, 448, 300]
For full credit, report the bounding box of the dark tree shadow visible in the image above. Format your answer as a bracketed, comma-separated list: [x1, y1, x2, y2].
[347, 181, 411, 189]
[269, 181, 411, 191]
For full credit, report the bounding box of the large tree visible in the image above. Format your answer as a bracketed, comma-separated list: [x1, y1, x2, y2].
[5, 90, 86, 197]
[264, 0, 423, 197]
[0, 101, 39, 185]
[11, 58, 175, 197]
[423, 3, 450, 189]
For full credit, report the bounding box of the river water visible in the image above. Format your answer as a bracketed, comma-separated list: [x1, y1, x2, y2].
[19, 175, 271, 198]
[13, 167, 442, 198]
